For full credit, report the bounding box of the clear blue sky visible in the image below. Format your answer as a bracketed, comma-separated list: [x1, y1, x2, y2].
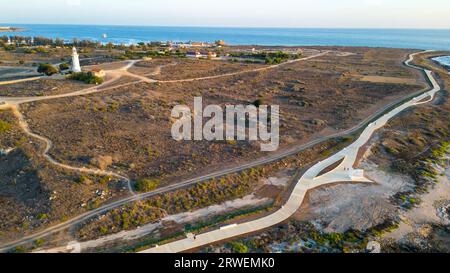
[2, 0, 450, 28]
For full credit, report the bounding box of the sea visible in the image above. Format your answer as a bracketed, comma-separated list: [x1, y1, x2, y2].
[432, 56, 450, 71]
[2, 24, 450, 50]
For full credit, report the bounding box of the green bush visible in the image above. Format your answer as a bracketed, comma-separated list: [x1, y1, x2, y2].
[35, 47, 49, 54]
[252, 99, 264, 108]
[135, 179, 161, 192]
[37, 63, 58, 76]
[59, 63, 70, 70]
[68, 72, 104, 84]
[230, 242, 249, 253]
[0, 120, 12, 134]
[36, 213, 48, 220]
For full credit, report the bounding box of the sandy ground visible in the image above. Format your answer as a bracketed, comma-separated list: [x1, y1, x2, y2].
[358, 76, 418, 85]
[263, 176, 290, 187]
[384, 161, 449, 241]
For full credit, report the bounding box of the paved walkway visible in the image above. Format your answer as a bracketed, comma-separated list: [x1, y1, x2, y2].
[140, 51, 441, 253]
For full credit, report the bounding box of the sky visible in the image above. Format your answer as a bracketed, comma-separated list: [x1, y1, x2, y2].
[1, 0, 450, 28]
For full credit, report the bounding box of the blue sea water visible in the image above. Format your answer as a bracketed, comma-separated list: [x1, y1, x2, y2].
[433, 56, 450, 70]
[2, 24, 450, 50]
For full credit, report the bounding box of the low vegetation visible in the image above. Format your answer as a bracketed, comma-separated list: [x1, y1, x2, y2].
[135, 178, 161, 192]
[37, 63, 58, 76]
[67, 71, 104, 84]
[208, 220, 399, 253]
[77, 168, 264, 240]
[0, 120, 12, 134]
[229, 51, 301, 64]
[59, 63, 70, 71]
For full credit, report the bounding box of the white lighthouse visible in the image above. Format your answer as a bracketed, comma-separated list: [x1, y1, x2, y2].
[71, 47, 81, 73]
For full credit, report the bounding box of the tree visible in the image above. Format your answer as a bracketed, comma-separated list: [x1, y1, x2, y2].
[37, 63, 58, 76]
[252, 99, 264, 108]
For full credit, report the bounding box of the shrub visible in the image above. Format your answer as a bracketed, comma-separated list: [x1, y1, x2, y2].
[35, 47, 49, 54]
[59, 63, 70, 70]
[135, 179, 161, 192]
[0, 120, 12, 134]
[252, 99, 264, 108]
[230, 242, 248, 253]
[34, 239, 45, 247]
[37, 213, 48, 220]
[37, 63, 58, 76]
[67, 72, 104, 84]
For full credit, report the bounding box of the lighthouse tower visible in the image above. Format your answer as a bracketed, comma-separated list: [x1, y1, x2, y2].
[71, 47, 81, 73]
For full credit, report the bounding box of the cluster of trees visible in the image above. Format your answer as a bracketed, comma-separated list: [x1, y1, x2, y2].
[0, 35, 105, 49]
[117, 49, 185, 60]
[146, 168, 263, 214]
[229, 51, 301, 64]
[78, 202, 165, 239]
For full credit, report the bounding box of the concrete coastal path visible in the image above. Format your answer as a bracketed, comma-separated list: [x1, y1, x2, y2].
[140, 51, 441, 253]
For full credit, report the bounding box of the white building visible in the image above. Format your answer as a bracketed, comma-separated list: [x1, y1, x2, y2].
[71, 47, 82, 73]
[186, 51, 202, 58]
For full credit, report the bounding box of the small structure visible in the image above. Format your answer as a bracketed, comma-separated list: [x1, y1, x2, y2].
[71, 47, 82, 73]
[186, 51, 202, 58]
[187, 51, 217, 59]
[6, 37, 12, 45]
[190, 42, 206, 47]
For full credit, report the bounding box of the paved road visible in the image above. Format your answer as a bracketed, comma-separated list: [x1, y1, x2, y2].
[140, 51, 441, 253]
[0, 50, 432, 252]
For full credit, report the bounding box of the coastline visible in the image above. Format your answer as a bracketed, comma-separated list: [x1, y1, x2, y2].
[0, 27, 25, 33]
[1, 24, 450, 50]
[432, 56, 450, 71]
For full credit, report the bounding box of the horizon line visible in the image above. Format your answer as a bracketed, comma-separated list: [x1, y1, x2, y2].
[2, 22, 450, 30]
